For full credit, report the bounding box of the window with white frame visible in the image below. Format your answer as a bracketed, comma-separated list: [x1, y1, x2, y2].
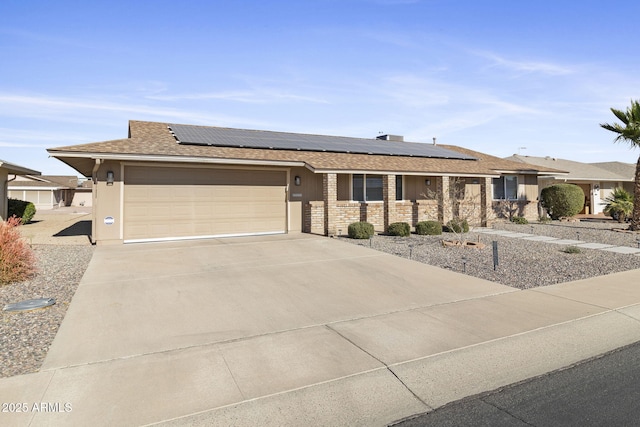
[492, 175, 518, 200]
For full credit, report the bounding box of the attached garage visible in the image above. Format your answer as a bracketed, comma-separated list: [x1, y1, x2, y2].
[123, 165, 287, 242]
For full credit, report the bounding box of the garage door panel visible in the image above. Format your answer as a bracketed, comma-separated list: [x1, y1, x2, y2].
[124, 167, 287, 241]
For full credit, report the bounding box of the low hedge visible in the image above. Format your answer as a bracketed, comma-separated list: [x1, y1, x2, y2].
[415, 221, 442, 235]
[7, 199, 36, 224]
[348, 221, 375, 239]
[387, 222, 410, 237]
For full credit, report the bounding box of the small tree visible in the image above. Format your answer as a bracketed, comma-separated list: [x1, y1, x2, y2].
[540, 184, 584, 219]
[421, 177, 489, 243]
[602, 187, 634, 222]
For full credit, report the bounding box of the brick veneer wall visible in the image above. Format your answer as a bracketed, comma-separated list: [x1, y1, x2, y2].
[395, 202, 413, 224]
[304, 201, 325, 234]
[416, 199, 439, 223]
[305, 200, 443, 233]
[323, 173, 337, 235]
[383, 175, 396, 231]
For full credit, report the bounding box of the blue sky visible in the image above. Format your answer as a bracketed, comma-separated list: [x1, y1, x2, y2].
[1, 0, 639, 175]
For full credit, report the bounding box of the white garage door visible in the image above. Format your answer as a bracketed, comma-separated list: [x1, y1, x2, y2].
[123, 166, 287, 242]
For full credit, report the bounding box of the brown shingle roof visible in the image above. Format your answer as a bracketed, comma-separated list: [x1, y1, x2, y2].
[8, 175, 77, 189]
[48, 120, 563, 177]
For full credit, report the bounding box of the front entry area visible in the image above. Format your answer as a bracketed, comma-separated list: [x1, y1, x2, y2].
[123, 165, 287, 242]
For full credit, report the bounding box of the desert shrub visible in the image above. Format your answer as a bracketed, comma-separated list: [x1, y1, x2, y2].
[7, 199, 37, 224]
[387, 222, 410, 237]
[510, 216, 528, 224]
[445, 218, 469, 234]
[540, 184, 585, 220]
[602, 187, 634, 222]
[562, 246, 582, 254]
[538, 215, 552, 224]
[415, 221, 442, 235]
[348, 221, 375, 239]
[0, 217, 37, 286]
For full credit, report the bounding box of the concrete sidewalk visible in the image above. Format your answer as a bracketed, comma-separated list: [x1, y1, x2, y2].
[2, 234, 640, 426]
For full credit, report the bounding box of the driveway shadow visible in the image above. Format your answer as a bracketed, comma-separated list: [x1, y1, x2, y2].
[54, 220, 92, 241]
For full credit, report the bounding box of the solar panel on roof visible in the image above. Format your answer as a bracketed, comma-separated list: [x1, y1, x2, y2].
[168, 124, 476, 160]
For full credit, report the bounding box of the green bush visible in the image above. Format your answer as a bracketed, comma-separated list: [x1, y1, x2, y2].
[7, 199, 37, 224]
[348, 221, 375, 239]
[510, 216, 528, 224]
[387, 222, 410, 237]
[445, 218, 469, 233]
[540, 184, 585, 220]
[415, 221, 442, 235]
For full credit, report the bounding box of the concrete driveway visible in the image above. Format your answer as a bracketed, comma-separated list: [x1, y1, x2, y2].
[4, 233, 640, 426]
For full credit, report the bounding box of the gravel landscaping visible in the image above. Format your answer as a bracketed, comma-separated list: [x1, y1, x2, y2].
[1, 209, 94, 378]
[0, 245, 94, 378]
[340, 220, 640, 289]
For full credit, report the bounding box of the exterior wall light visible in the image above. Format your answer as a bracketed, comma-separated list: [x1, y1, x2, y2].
[425, 179, 431, 186]
[106, 171, 114, 186]
[294, 176, 301, 186]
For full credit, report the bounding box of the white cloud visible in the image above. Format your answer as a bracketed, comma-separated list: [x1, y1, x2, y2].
[147, 89, 329, 104]
[473, 51, 573, 76]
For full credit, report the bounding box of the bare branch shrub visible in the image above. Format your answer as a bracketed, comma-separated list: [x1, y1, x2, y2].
[0, 216, 37, 286]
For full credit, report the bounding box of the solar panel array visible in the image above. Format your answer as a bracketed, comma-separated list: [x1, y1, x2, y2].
[168, 124, 476, 160]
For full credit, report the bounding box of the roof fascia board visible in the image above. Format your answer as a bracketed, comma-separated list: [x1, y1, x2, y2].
[0, 161, 41, 176]
[312, 169, 499, 177]
[553, 177, 634, 182]
[494, 169, 568, 176]
[48, 152, 306, 168]
[7, 186, 65, 190]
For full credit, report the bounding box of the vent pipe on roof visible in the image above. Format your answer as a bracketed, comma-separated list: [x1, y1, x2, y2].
[433, 137, 437, 145]
[376, 134, 404, 142]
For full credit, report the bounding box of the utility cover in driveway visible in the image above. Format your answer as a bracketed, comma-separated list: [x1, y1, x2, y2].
[3, 298, 56, 312]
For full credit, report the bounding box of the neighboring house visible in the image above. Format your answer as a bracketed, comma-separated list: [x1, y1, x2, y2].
[47, 120, 561, 245]
[0, 159, 41, 220]
[7, 175, 92, 210]
[506, 155, 634, 215]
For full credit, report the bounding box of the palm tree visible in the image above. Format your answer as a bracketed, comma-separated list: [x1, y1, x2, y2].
[600, 100, 640, 230]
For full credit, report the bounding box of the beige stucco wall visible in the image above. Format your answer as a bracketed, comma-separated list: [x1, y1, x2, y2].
[71, 190, 92, 207]
[92, 160, 123, 244]
[289, 167, 322, 203]
[403, 175, 437, 201]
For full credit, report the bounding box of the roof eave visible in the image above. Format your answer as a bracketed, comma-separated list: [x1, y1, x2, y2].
[0, 161, 41, 176]
[47, 151, 307, 168]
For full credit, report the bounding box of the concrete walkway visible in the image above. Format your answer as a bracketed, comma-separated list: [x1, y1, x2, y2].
[475, 227, 640, 255]
[2, 234, 640, 426]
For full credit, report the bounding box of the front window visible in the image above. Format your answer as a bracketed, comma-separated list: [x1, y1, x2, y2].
[493, 175, 518, 200]
[352, 174, 383, 201]
[352, 174, 403, 201]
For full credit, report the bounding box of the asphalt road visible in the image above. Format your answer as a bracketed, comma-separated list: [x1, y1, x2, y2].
[393, 340, 640, 426]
